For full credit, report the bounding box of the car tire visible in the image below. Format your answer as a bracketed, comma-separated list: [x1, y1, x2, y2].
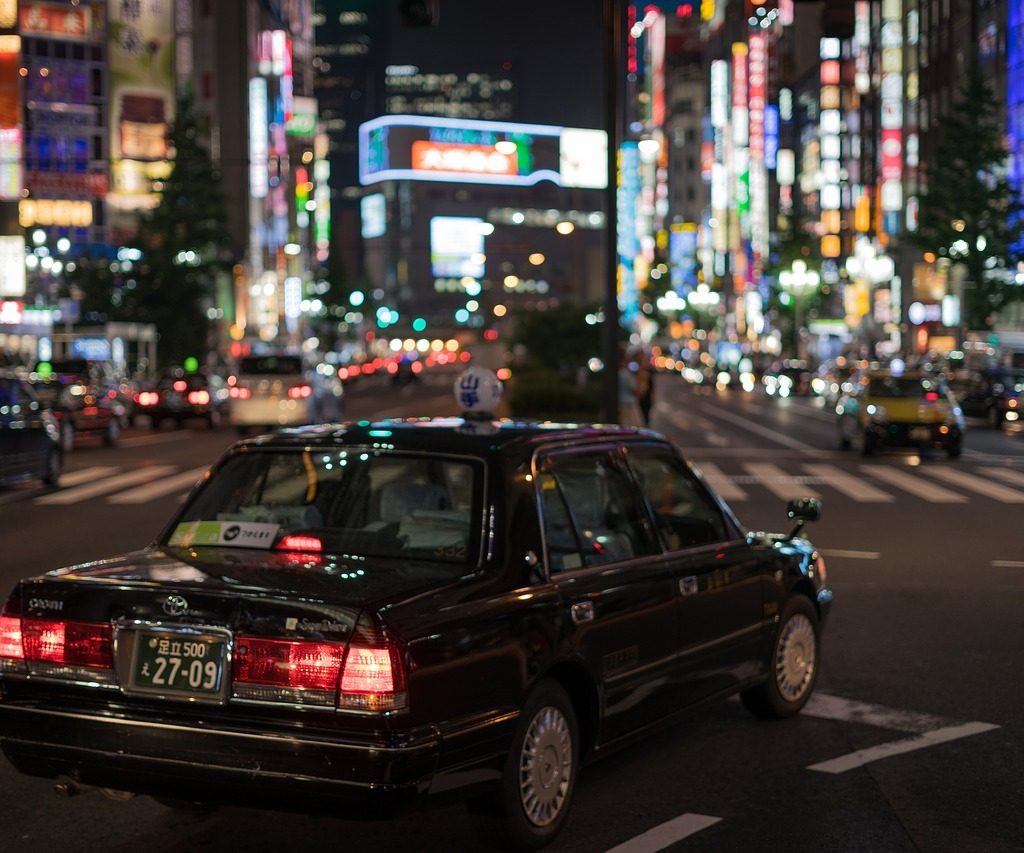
[207, 409, 221, 429]
[104, 418, 120, 447]
[838, 432, 851, 450]
[742, 595, 819, 720]
[42, 448, 62, 487]
[860, 430, 875, 456]
[470, 680, 579, 851]
[988, 407, 1004, 430]
[947, 443, 962, 460]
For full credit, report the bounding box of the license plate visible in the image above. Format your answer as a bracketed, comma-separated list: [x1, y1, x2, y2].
[909, 426, 931, 440]
[130, 631, 226, 699]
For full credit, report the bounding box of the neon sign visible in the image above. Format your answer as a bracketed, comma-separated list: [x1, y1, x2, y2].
[359, 115, 606, 189]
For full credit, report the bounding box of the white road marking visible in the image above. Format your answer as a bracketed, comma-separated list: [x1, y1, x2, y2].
[743, 462, 822, 500]
[605, 813, 723, 853]
[991, 560, 1024, 568]
[57, 466, 121, 488]
[803, 693, 951, 733]
[36, 466, 177, 505]
[807, 723, 1000, 774]
[802, 464, 894, 502]
[980, 467, 1024, 487]
[697, 403, 814, 451]
[861, 465, 967, 503]
[108, 466, 210, 504]
[920, 466, 1024, 503]
[119, 431, 195, 448]
[819, 549, 880, 560]
[803, 693, 1000, 774]
[692, 462, 748, 501]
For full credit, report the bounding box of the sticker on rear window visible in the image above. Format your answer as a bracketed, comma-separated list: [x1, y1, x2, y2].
[169, 521, 280, 549]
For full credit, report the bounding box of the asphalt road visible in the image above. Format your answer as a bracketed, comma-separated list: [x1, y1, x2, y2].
[1, 370, 1022, 852]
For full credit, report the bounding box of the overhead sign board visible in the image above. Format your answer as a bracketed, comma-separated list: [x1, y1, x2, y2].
[359, 115, 607, 189]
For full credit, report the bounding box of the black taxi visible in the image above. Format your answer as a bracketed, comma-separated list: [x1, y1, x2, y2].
[0, 415, 831, 849]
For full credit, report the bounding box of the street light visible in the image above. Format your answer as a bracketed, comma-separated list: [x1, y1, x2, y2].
[778, 260, 820, 360]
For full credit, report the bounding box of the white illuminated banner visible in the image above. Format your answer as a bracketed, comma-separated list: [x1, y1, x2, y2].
[249, 78, 269, 199]
[776, 149, 795, 186]
[360, 193, 386, 239]
[710, 60, 728, 128]
[430, 216, 485, 278]
[0, 234, 25, 297]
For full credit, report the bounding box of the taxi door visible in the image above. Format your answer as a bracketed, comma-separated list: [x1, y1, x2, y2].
[623, 445, 767, 706]
[538, 446, 680, 746]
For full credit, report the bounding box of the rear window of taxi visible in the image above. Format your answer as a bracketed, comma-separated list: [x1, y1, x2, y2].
[867, 376, 944, 398]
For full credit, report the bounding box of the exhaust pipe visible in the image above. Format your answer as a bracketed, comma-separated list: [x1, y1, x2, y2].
[54, 780, 91, 798]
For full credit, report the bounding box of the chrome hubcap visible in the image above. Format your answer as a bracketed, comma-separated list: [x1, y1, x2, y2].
[775, 613, 816, 701]
[518, 705, 572, 827]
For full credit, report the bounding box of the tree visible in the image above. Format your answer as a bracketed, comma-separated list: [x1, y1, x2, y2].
[118, 91, 235, 367]
[912, 63, 1024, 330]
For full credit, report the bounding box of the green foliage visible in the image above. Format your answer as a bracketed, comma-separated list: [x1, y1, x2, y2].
[912, 63, 1024, 328]
[69, 92, 235, 367]
[509, 303, 604, 374]
[507, 369, 602, 421]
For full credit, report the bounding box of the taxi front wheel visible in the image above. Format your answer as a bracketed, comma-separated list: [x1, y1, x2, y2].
[742, 595, 820, 720]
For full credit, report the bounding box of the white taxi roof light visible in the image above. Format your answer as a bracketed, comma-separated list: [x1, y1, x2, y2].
[455, 367, 502, 419]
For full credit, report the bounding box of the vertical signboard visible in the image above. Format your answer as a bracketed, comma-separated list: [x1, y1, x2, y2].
[0, 34, 20, 202]
[249, 77, 269, 199]
[880, 0, 903, 233]
[108, 0, 175, 225]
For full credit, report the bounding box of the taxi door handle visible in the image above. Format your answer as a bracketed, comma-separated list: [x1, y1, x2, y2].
[571, 601, 594, 624]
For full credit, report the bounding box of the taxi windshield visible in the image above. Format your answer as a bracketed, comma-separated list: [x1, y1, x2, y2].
[171, 448, 482, 565]
[867, 376, 943, 398]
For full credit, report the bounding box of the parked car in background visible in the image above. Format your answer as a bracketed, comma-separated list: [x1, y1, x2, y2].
[949, 366, 1024, 430]
[0, 415, 830, 849]
[228, 354, 343, 434]
[30, 359, 125, 451]
[134, 369, 229, 429]
[0, 371, 61, 487]
[837, 368, 964, 457]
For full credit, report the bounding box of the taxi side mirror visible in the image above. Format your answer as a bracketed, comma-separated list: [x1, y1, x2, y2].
[786, 497, 821, 538]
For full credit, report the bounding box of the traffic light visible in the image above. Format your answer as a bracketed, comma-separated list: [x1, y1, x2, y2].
[399, 0, 438, 26]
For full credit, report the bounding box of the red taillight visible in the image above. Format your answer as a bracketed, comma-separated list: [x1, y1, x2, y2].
[276, 534, 323, 553]
[387, 362, 398, 375]
[21, 619, 113, 669]
[230, 386, 251, 399]
[361, 363, 374, 375]
[339, 639, 407, 712]
[0, 615, 23, 660]
[411, 361, 423, 374]
[188, 389, 210, 405]
[234, 637, 343, 692]
[136, 391, 159, 406]
[925, 391, 939, 401]
[287, 384, 312, 399]
[173, 380, 187, 392]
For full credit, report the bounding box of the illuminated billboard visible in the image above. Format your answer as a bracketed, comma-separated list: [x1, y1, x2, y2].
[108, 0, 175, 223]
[359, 115, 607, 189]
[430, 216, 485, 278]
[0, 235, 25, 297]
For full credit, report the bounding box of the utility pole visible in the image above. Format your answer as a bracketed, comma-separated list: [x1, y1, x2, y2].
[602, 0, 623, 423]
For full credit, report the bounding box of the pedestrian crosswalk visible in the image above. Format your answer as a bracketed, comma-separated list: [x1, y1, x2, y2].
[36, 465, 208, 506]
[693, 460, 1024, 505]
[27, 460, 1024, 507]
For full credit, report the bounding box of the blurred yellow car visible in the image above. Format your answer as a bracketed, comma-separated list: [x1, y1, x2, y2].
[836, 369, 964, 458]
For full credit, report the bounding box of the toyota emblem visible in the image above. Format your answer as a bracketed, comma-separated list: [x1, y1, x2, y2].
[162, 594, 189, 616]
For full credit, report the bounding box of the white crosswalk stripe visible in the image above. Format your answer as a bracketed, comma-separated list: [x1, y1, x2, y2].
[802, 464, 894, 502]
[743, 462, 822, 500]
[859, 465, 967, 503]
[107, 467, 210, 504]
[693, 461, 748, 501]
[57, 466, 122, 488]
[918, 466, 1024, 503]
[979, 467, 1024, 488]
[36, 466, 177, 505]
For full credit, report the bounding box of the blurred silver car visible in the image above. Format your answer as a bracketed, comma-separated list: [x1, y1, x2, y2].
[228, 354, 343, 433]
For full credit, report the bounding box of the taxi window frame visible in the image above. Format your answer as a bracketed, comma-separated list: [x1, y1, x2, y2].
[530, 440, 666, 581]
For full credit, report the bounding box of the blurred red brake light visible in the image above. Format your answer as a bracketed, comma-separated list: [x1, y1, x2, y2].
[0, 615, 23, 659]
[276, 534, 323, 552]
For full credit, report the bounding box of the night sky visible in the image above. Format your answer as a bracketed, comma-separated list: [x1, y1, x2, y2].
[386, 0, 606, 129]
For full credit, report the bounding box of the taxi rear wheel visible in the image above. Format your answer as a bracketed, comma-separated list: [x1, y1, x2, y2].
[742, 595, 820, 719]
[860, 429, 876, 456]
[104, 418, 120, 446]
[42, 447, 62, 487]
[469, 680, 579, 850]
